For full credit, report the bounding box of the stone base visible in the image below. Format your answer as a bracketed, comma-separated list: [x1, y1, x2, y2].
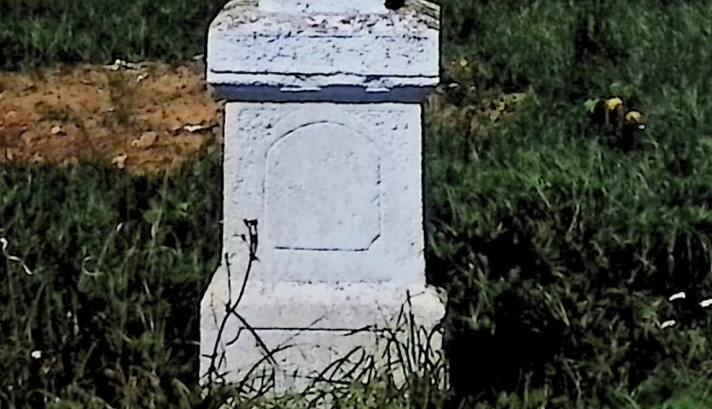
[200, 265, 446, 395]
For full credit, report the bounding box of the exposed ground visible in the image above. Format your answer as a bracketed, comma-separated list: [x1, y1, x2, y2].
[0, 59, 223, 176]
[0, 55, 526, 178]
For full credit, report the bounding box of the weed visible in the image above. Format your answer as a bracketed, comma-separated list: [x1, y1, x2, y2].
[35, 102, 75, 123]
[103, 71, 137, 128]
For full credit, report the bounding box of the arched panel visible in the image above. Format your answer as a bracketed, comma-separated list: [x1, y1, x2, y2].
[265, 122, 381, 251]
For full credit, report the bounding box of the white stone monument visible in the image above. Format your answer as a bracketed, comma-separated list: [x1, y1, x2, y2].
[200, 0, 445, 394]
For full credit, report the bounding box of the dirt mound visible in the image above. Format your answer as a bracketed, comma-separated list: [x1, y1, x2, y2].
[0, 61, 223, 176]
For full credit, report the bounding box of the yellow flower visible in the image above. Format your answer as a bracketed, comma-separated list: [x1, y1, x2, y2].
[605, 97, 623, 112]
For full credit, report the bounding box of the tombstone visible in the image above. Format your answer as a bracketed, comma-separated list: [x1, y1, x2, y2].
[200, 0, 445, 394]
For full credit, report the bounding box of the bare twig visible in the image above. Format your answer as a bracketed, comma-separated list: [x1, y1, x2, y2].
[205, 218, 279, 396]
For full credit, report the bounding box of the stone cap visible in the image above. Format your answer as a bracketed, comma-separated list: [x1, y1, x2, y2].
[258, 0, 391, 13]
[207, 0, 440, 102]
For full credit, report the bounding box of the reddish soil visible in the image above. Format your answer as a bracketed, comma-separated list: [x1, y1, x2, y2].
[0, 60, 223, 176]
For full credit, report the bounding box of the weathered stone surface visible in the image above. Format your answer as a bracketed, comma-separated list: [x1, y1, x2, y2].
[200, 0, 443, 395]
[202, 279, 445, 393]
[206, 0, 439, 101]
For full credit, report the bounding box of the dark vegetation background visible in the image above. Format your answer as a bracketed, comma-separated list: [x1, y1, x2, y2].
[2, 0, 712, 407]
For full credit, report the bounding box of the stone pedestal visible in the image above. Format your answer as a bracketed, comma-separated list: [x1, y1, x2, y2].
[200, 0, 444, 394]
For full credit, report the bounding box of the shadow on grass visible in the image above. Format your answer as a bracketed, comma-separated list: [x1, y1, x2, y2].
[0, 152, 222, 407]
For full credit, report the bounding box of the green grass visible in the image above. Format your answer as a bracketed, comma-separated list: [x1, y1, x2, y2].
[0, 152, 708, 408]
[0, 0, 224, 71]
[426, 0, 712, 407]
[0, 154, 222, 407]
